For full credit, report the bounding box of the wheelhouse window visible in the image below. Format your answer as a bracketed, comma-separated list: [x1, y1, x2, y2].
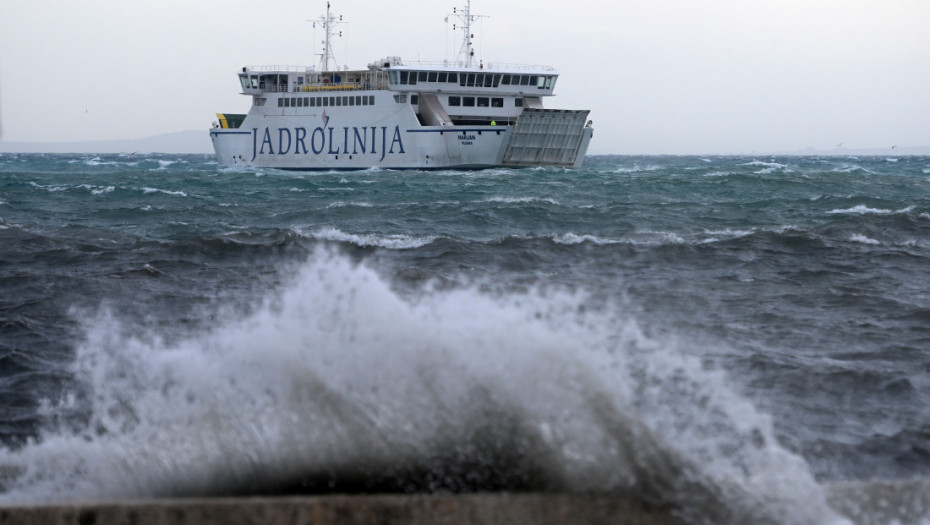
[427, 72, 437, 82]
[438, 72, 447, 82]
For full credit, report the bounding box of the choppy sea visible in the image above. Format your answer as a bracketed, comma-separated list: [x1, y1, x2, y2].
[1, 153, 929, 524]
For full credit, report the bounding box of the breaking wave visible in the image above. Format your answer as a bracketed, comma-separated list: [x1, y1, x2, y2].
[0, 252, 845, 524]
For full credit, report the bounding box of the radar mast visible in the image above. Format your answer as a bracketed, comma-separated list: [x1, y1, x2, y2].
[314, 2, 345, 71]
[449, 0, 487, 68]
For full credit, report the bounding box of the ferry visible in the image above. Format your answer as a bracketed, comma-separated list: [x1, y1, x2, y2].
[210, 1, 593, 170]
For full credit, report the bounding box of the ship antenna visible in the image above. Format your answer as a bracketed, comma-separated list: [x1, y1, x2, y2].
[449, 0, 487, 68]
[313, 2, 345, 71]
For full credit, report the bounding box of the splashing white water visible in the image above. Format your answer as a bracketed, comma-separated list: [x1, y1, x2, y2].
[0, 252, 847, 524]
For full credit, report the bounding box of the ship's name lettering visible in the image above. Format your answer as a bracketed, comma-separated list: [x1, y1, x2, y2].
[251, 126, 405, 162]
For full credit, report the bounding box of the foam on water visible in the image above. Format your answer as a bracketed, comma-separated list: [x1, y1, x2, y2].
[485, 196, 561, 206]
[0, 252, 848, 524]
[325, 201, 374, 209]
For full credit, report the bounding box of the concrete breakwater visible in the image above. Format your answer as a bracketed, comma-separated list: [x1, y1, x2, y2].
[0, 493, 675, 525]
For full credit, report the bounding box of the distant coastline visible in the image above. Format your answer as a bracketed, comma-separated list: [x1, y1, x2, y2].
[0, 130, 213, 154]
[775, 146, 930, 157]
[0, 131, 927, 156]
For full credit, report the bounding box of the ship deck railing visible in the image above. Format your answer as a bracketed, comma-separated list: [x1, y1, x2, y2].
[252, 82, 390, 93]
[300, 83, 386, 92]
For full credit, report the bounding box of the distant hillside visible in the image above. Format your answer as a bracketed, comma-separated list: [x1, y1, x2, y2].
[783, 146, 930, 156]
[0, 130, 213, 154]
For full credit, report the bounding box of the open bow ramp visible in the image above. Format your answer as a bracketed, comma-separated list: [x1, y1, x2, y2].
[502, 109, 593, 168]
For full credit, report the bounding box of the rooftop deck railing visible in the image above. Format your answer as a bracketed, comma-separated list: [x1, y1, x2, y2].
[397, 60, 556, 72]
[243, 62, 556, 74]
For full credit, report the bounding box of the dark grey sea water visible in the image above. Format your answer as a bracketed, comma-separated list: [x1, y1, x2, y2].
[1, 153, 929, 524]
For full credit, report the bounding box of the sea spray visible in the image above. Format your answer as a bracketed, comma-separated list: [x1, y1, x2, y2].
[0, 252, 847, 523]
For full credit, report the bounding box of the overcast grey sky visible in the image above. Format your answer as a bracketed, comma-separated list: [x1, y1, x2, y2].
[1, 0, 928, 154]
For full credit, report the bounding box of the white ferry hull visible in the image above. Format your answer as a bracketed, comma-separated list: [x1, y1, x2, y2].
[211, 94, 591, 170]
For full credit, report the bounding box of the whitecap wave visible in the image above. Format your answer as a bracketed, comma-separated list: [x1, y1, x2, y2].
[612, 165, 663, 174]
[28, 182, 67, 193]
[78, 184, 115, 195]
[849, 234, 880, 245]
[142, 187, 188, 197]
[742, 160, 790, 174]
[551, 233, 623, 245]
[308, 227, 436, 249]
[828, 205, 914, 215]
